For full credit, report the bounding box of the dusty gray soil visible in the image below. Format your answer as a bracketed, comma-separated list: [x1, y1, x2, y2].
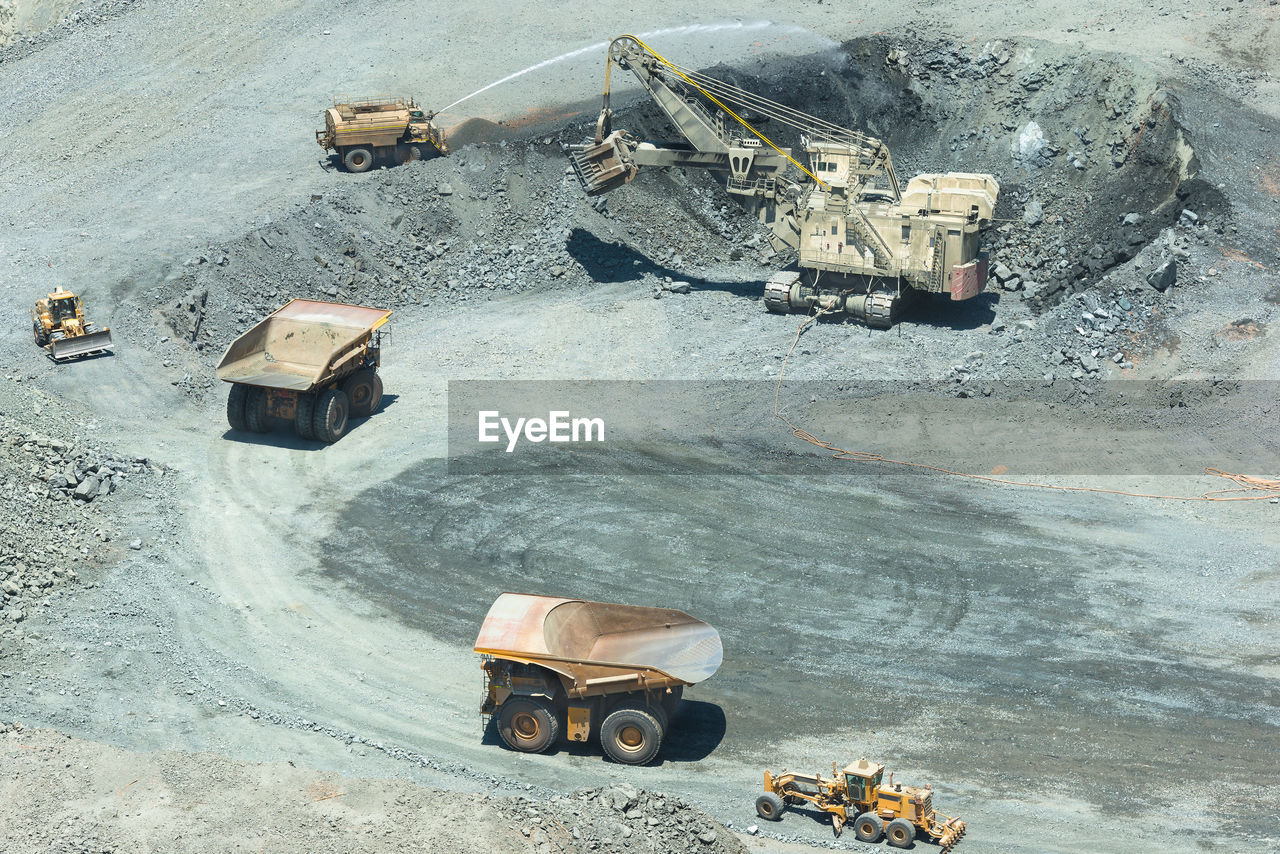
[2, 0, 1279, 852]
[0, 725, 746, 854]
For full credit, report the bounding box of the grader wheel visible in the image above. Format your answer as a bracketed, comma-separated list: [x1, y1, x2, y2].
[887, 818, 915, 848]
[755, 792, 785, 821]
[853, 812, 884, 843]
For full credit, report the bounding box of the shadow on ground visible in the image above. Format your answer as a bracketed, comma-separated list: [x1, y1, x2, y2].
[219, 395, 399, 449]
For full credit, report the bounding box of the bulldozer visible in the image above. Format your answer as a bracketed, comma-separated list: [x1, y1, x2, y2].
[316, 95, 449, 172]
[31, 287, 113, 361]
[570, 36, 999, 328]
[755, 757, 966, 851]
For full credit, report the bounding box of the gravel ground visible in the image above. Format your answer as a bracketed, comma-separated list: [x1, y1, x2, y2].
[1, 0, 1278, 852]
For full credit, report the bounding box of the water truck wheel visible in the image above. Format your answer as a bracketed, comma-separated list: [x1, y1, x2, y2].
[343, 147, 374, 173]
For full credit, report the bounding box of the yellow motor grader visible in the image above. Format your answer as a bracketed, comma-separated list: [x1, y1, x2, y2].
[32, 287, 113, 361]
[756, 757, 966, 851]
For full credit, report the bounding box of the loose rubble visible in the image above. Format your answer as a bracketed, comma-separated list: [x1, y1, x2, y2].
[0, 728, 747, 854]
[0, 387, 157, 636]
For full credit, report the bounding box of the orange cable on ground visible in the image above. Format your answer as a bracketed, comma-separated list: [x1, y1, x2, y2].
[771, 312, 1280, 502]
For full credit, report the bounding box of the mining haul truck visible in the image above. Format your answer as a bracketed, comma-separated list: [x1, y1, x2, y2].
[317, 95, 449, 172]
[475, 592, 723, 765]
[570, 36, 999, 328]
[215, 299, 390, 443]
[32, 287, 113, 361]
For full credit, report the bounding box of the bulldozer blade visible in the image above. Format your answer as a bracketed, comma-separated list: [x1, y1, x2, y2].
[50, 329, 113, 361]
[568, 132, 636, 196]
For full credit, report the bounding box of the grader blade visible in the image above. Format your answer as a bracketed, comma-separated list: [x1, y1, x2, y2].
[831, 814, 843, 838]
[568, 131, 637, 196]
[50, 329, 113, 361]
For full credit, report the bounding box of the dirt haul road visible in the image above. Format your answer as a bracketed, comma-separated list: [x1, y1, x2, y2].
[2, 0, 1280, 852]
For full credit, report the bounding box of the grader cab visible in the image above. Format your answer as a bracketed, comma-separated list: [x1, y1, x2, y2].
[756, 757, 966, 851]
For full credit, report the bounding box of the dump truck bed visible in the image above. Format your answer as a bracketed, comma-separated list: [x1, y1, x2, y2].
[474, 593, 723, 690]
[215, 299, 391, 392]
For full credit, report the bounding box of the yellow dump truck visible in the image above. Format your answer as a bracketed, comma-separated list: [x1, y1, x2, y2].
[215, 299, 390, 443]
[475, 593, 723, 765]
[316, 95, 449, 172]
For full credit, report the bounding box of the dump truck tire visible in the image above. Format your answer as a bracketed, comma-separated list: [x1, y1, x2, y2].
[614, 697, 666, 732]
[886, 818, 915, 848]
[245, 388, 271, 434]
[395, 144, 422, 164]
[226, 385, 251, 432]
[496, 697, 558, 754]
[343, 369, 382, 418]
[600, 706, 663, 765]
[343, 147, 374, 173]
[660, 685, 683, 722]
[755, 792, 785, 821]
[853, 812, 884, 843]
[312, 388, 350, 443]
[295, 393, 317, 440]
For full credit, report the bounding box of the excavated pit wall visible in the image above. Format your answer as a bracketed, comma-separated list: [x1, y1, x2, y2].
[149, 33, 1220, 378]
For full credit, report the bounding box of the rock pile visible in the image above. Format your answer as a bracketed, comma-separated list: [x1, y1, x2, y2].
[520, 785, 747, 854]
[0, 407, 156, 631]
[0, 0, 140, 56]
[142, 136, 751, 370]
